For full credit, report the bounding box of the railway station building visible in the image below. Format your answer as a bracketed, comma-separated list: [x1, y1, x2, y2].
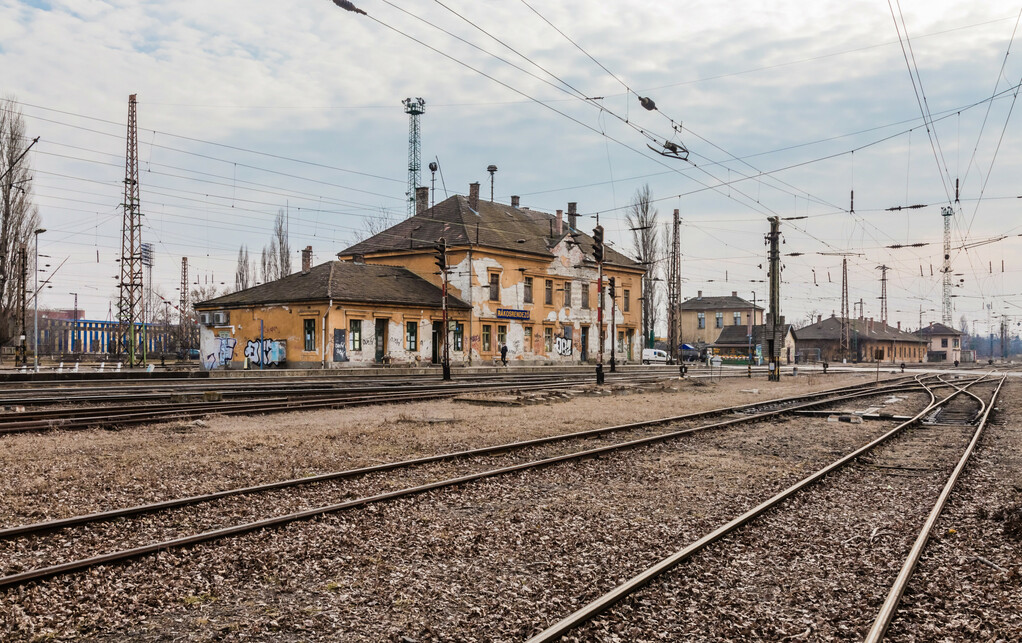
[338, 184, 645, 366]
[196, 183, 645, 368]
[794, 314, 927, 364]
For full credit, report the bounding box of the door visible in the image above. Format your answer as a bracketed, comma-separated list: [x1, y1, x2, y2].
[580, 326, 589, 362]
[431, 321, 443, 364]
[375, 319, 387, 363]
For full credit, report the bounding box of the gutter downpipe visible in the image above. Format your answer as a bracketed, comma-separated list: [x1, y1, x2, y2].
[322, 299, 332, 369]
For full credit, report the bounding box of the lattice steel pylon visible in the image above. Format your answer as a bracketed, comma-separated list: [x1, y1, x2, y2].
[179, 257, 188, 324]
[118, 94, 144, 366]
[876, 264, 889, 326]
[666, 209, 681, 363]
[941, 206, 953, 325]
[403, 97, 425, 218]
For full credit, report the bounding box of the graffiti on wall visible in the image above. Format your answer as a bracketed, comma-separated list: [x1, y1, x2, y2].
[333, 329, 348, 362]
[204, 337, 237, 370]
[555, 326, 573, 357]
[244, 338, 282, 367]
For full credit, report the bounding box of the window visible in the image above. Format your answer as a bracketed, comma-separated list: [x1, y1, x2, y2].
[544, 327, 553, 352]
[489, 273, 500, 301]
[302, 318, 316, 351]
[697, 313, 705, 329]
[497, 324, 507, 348]
[563, 281, 572, 308]
[406, 321, 418, 351]
[349, 319, 362, 351]
[715, 312, 724, 328]
[581, 283, 590, 309]
[545, 279, 553, 305]
[617, 330, 624, 353]
[953, 338, 959, 348]
[524, 327, 532, 351]
[524, 276, 533, 304]
[623, 289, 630, 312]
[941, 338, 948, 348]
[453, 323, 464, 351]
[734, 312, 742, 326]
[482, 324, 491, 352]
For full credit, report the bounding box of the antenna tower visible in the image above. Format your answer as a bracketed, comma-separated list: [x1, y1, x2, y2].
[666, 209, 681, 363]
[940, 206, 953, 324]
[876, 264, 889, 326]
[403, 97, 425, 217]
[840, 258, 849, 359]
[118, 94, 144, 366]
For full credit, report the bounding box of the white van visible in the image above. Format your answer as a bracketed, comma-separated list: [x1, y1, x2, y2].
[641, 348, 668, 364]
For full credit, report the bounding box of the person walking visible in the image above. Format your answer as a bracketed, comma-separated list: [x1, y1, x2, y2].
[500, 343, 509, 366]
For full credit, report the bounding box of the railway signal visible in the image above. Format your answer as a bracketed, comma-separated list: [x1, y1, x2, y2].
[434, 239, 447, 273]
[592, 225, 604, 264]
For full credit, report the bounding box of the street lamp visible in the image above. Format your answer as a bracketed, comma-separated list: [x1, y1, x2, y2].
[33, 228, 45, 372]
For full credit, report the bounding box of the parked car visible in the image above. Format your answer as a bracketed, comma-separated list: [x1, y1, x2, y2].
[177, 348, 200, 359]
[641, 348, 668, 364]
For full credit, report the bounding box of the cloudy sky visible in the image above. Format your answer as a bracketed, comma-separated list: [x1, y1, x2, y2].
[3, 0, 1021, 336]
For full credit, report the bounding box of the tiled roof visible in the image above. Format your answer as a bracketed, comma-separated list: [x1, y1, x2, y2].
[914, 322, 961, 337]
[340, 195, 640, 268]
[795, 315, 925, 343]
[681, 295, 761, 311]
[713, 323, 795, 346]
[195, 261, 470, 310]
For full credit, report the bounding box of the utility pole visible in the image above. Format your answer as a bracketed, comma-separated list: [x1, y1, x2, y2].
[118, 94, 144, 367]
[17, 244, 26, 366]
[666, 209, 681, 364]
[403, 97, 425, 218]
[435, 237, 451, 380]
[609, 277, 616, 372]
[839, 258, 850, 360]
[766, 217, 782, 381]
[69, 291, 78, 355]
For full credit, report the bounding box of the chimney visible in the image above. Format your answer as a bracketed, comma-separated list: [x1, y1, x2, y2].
[468, 182, 480, 210]
[817, 315, 822, 324]
[697, 290, 702, 299]
[301, 246, 313, 274]
[567, 202, 577, 230]
[352, 253, 365, 264]
[415, 186, 429, 216]
[732, 291, 737, 298]
[897, 321, 901, 331]
[555, 209, 563, 235]
[511, 195, 520, 208]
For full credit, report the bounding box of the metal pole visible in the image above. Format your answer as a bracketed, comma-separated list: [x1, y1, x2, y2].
[33, 228, 45, 372]
[260, 319, 264, 370]
[597, 264, 604, 384]
[70, 292, 78, 355]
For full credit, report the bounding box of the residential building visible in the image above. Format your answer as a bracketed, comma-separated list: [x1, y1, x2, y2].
[711, 323, 797, 364]
[914, 322, 963, 363]
[680, 291, 764, 346]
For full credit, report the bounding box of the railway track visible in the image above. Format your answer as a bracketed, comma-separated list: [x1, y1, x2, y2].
[0, 376, 929, 591]
[525, 375, 1003, 641]
[0, 370, 690, 434]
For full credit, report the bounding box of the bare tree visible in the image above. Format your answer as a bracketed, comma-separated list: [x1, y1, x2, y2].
[0, 97, 41, 347]
[235, 245, 251, 292]
[796, 309, 822, 329]
[274, 209, 291, 277]
[626, 184, 660, 346]
[260, 239, 278, 283]
[349, 207, 396, 246]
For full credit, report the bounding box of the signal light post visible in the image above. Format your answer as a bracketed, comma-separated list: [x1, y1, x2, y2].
[435, 238, 451, 381]
[593, 225, 605, 384]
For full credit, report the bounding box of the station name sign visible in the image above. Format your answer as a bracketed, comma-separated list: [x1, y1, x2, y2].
[495, 308, 530, 321]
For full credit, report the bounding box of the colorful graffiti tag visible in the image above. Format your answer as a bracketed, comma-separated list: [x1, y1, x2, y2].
[204, 337, 237, 370]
